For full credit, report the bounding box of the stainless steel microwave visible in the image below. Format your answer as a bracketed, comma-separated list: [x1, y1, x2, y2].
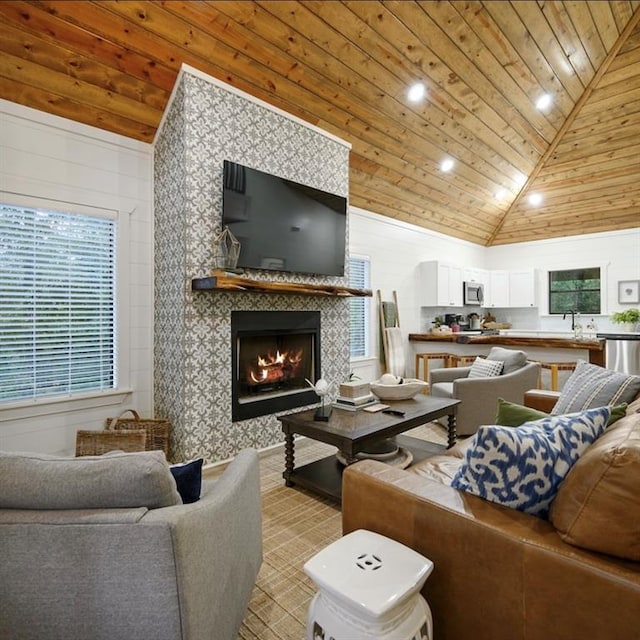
[463, 281, 484, 305]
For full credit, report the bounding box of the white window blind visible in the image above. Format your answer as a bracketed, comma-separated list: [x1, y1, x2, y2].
[0, 204, 116, 402]
[349, 257, 370, 358]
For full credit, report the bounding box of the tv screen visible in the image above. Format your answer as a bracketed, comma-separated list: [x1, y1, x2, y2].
[222, 160, 347, 277]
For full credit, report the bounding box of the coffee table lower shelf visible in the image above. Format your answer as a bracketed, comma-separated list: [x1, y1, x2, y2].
[284, 435, 446, 502]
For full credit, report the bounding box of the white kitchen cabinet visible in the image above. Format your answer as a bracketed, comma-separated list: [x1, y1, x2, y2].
[462, 267, 487, 286]
[421, 261, 463, 306]
[509, 269, 537, 307]
[485, 270, 509, 307]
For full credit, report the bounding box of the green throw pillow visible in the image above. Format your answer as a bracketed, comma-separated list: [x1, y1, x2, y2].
[495, 397, 627, 428]
[495, 398, 548, 427]
[608, 403, 628, 425]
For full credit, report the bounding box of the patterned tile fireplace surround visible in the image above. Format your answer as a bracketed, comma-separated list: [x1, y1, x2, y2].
[154, 66, 352, 464]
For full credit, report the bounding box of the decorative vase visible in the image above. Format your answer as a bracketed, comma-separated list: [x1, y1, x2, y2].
[212, 226, 241, 270]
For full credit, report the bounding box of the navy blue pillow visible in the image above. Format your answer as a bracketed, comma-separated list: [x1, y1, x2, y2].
[170, 458, 203, 504]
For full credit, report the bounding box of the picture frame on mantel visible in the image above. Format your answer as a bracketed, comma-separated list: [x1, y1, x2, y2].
[618, 280, 640, 304]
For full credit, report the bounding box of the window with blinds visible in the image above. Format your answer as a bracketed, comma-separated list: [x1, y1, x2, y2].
[0, 204, 116, 402]
[349, 257, 370, 358]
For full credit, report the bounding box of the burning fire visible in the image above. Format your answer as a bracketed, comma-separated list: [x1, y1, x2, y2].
[248, 349, 303, 385]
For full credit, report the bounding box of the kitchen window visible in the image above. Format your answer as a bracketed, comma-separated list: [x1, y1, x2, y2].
[548, 267, 601, 315]
[0, 203, 116, 403]
[349, 256, 370, 358]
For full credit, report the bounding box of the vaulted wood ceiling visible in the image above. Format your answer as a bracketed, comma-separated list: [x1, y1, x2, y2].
[1, 1, 639, 246]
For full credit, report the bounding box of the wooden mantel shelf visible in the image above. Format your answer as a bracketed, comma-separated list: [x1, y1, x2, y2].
[192, 270, 372, 297]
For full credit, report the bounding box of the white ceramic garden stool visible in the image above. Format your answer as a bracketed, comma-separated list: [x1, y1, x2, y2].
[303, 529, 433, 640]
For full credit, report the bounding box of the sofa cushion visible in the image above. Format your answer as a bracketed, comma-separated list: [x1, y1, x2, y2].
[451, 406, 611, 517]
[170, 458, 203, 504]
[409, 455, 462, 484]
[468, 357, 503, 378]
[486, 347, 527, 375]
[549, 406, 640, 560]
[0, 449, 182, 510]
[551, 360, 640, 415]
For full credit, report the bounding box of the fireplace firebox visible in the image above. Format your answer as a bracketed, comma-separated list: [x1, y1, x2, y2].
[231, 311, 321, 421]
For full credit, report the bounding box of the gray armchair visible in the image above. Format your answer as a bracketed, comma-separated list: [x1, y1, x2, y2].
[429, 349, 541, 436]
[0, 448, 262, 640]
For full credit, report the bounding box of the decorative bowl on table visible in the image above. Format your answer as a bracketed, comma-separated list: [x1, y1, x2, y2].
[370, 374, 428, 400]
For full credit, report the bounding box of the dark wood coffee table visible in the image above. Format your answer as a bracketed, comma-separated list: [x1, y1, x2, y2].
[277, 395, 459, 501]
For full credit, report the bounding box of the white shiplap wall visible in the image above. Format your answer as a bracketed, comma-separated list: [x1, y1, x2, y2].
[348, 206, 486, 382]
[349, 207, 640, 383]
[0, 100, 154, 455]
[487, 229, 640, 333]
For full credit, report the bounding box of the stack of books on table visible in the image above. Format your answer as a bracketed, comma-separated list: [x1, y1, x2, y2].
[332, 393, 378, 411]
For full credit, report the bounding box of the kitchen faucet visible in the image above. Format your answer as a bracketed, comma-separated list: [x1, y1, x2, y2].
[563, 309, 576, 330]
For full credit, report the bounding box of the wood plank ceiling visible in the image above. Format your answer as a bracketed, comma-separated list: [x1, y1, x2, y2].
[0, 1, 639, 246]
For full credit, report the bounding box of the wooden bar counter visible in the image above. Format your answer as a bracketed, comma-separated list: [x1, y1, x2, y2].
[409, 333, 606, 367]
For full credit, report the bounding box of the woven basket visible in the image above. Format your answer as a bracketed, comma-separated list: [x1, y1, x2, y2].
[75, 429, 147, 457]
[106, 410, 170, 457]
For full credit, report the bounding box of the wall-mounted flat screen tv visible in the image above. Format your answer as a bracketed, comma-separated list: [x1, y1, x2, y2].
[222, 160, 347, 277]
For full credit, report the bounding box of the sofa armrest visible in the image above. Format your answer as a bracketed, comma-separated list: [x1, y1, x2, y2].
[0, 450, 262, 640]
[143, 448, 262, 640]
[429, 365, 470, 384]
[342, 459, 640, 640]
[524, 388, 560, 413]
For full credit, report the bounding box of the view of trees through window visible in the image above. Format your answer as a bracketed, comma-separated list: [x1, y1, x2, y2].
[0, 204, 116, 402]
[548, 267, 601, 315]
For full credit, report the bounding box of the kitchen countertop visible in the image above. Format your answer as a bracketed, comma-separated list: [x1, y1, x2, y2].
[409, 333, 604, 348]
[408, 333, 606, 366]
[596, 332, 640, 340]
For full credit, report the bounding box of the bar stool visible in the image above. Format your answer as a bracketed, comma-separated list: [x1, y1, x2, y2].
[448, 354, 484, 367]
[539, 362, 577, 391]
[415, 352, 451, 381]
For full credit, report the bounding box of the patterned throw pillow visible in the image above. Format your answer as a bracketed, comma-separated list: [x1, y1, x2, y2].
[552, 360, 640, 415]
[451, 406, 611, 517]
[468, 357, 503, 378]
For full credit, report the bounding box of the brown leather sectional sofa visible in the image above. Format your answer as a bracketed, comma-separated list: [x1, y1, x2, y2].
[342, 391, 640, 640]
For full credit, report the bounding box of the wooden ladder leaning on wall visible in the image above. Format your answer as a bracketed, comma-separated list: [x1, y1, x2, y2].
[377, 290, 406, 376]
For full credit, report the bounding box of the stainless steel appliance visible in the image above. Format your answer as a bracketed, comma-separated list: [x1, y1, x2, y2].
[444, 313, 458, 327]
[467, 313, 481, 330]
[463, 281, 484, 305]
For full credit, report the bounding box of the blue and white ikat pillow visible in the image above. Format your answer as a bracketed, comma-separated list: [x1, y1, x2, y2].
[451, 406, 611, 517]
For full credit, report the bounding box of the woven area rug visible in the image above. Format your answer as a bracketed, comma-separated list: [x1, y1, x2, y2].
[205, 422, 448, 640]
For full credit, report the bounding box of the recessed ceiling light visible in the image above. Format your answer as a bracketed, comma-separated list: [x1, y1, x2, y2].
[536, 93, 552, 110]
[408, 82, 426, 102]
[440, 158, 455, 172]
[494, 188, 508, 200]
[528, 192, 543, 206]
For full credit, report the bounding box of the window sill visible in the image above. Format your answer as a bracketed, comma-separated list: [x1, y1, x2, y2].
[0, 389, 133, 423]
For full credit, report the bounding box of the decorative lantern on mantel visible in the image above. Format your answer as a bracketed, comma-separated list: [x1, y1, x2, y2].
[212, 226, 241, 271]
